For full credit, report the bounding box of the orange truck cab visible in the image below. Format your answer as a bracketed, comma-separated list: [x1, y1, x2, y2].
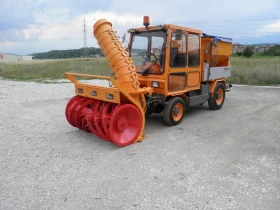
[128, 17, 232, 124]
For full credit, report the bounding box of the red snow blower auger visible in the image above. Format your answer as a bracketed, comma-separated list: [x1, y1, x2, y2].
[65, 19, 152, 146]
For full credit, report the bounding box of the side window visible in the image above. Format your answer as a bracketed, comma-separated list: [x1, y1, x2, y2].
[170, 33, 186, 68]
[151, 36, 164, 59]
[131, 36, 148, 66]
[188, 34, 200, 67]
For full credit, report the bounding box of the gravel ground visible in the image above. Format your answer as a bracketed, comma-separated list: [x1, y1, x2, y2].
[0, 79, 280, 210]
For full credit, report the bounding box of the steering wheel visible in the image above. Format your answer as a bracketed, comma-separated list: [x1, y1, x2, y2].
[141, 51, 158, 61]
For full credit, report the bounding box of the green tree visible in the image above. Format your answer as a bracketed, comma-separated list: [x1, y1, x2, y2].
[235, 51, 243, 56]
[243, 46, 254, 58]
[264, 45, 280, 56]
[32, 47, 103, 59]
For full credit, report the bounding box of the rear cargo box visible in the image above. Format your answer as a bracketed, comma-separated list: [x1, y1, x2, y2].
[201, 35, 232, 81]
[201, 35, 232, 67]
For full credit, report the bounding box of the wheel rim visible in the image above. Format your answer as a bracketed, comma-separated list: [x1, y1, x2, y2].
[109, 104, 142, 146]
[216, 88, 224, 105]
[172, 103, 184, 122]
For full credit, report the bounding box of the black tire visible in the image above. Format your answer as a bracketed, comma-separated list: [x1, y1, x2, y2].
[208, 82, 225, 110]
[163, 97, 185, 126]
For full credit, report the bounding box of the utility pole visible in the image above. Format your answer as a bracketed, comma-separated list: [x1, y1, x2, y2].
[83, 18, 88, 57]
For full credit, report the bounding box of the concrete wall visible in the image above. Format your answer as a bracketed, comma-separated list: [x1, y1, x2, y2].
[21, 55, 34, 61]
[0, 53, 34, 63]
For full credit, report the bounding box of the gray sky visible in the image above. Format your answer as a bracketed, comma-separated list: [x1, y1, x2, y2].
[0, 0, 279, 55]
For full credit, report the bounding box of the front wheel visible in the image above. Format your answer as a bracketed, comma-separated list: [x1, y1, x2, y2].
[208, 82, 225, 110]
[163, 97, 185, 126]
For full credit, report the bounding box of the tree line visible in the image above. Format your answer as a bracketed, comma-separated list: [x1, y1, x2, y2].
[32, 45, 280, 59]
[235, 45, 280, 58]
[32, 47, 102, 59]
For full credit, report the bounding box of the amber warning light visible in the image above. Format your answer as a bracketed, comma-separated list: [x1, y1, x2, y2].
[143, 16, 150, 29]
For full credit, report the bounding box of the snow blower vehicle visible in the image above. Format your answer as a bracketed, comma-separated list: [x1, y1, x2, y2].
[65, 16, 232, 146]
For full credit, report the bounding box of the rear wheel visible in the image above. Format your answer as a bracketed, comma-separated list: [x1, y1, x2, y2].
[208, 82, 225, 110]
[163, 97, 185, 126]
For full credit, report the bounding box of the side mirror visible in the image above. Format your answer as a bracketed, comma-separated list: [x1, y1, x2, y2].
[121, 34, 126, 43]
[175, 29, 182, 40]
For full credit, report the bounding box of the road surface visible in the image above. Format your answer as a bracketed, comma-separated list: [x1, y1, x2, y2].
[0, 79, 280, 209]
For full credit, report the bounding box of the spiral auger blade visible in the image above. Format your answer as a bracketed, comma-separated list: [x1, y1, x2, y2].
[65, 96, 143, 146]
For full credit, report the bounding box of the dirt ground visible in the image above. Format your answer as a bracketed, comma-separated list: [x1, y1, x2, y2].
[0, 79, 280, 209]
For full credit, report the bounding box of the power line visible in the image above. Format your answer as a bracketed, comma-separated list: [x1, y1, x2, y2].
[184, 17, 280, 25]
[107, 17, 280, 28]
[100, 17, 280, 39]
[206, 32, 280, 34]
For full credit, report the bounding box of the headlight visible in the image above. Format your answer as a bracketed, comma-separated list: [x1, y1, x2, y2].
[91, 91, 97, 96]
[106, 93, 114, 100]
[152, 81, 160, 88]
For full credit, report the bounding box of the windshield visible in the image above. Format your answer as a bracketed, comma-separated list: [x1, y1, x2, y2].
[130, 31, 166, 75]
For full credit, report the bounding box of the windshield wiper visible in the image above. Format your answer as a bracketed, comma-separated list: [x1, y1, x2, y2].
[142, 55, 161, 76]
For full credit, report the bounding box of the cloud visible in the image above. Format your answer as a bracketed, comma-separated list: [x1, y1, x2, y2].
[18, 10, 142, 41]
[1, 0, 279, 54]
[108, 0, 279, 22]
[260, 20, 280, 33]
[0, 9, 144, 54]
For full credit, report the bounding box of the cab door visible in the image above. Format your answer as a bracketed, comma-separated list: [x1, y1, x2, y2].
[167, 31, 201, 95]
[186, 33, 201, 89]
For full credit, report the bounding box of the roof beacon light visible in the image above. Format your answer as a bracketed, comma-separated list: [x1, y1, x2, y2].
[143, 16, 150, 29]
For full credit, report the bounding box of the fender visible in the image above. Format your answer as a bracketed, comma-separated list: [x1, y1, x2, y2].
[209, 79, 226, 97]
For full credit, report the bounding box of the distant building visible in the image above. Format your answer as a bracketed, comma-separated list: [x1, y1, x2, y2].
[0, 53, 34, 63]
[254, 44, 275, 53]
[232, 44, 245, 53]
[232, 44, 276, 54]
[21, 55, 34, 61]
